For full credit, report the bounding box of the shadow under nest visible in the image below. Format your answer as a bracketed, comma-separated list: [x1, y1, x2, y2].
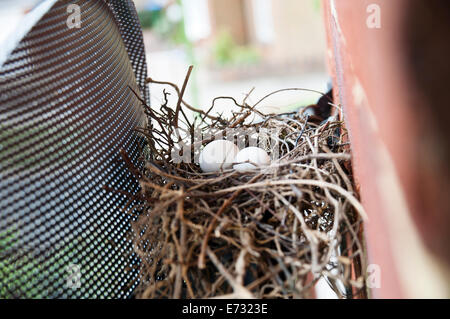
[118, 67, 368, 299]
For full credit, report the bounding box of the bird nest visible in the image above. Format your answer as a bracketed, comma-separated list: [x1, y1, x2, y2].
[119, 67, 368, 299]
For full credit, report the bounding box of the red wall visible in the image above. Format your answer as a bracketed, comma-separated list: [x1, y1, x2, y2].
[322, 0, 449, 298]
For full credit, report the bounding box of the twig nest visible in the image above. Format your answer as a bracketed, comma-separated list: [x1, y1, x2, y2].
[233, 147, 271, 172]
[199, 140, 240, 173]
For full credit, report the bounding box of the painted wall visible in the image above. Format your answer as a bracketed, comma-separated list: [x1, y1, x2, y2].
[322, 0, 450, 298]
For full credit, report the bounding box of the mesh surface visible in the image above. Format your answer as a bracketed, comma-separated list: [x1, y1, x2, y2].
[0, 0, 149, 298]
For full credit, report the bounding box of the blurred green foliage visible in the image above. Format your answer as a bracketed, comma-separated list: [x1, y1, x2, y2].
[0, 226, 124, 298]
[1, 228, 49, 298]
[138, 10, 163, 29]
[0, 227, 76, 298]
[213, 30, 260, 67]
[138, 8, 187, 45]
[313, 0, 321, 12]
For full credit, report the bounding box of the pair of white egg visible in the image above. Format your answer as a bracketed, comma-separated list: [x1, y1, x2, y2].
[199, 140, 271, 173]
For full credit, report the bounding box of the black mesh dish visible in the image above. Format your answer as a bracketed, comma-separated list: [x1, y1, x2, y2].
[0, 0, 149, 298]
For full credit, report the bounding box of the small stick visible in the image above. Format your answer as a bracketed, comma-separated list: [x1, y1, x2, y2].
[147, 76, 226, 124]
[119, 148, 141, 180]
[206, 248, 255, 298]
[252, 88, 327, 109]
[174, 65, 193, 128]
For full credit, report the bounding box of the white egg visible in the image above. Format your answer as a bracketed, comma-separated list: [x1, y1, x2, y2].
[233, 147, 271, 172]
[199, 140, 240, 173]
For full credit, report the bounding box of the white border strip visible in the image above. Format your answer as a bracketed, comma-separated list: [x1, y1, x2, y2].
[0, 0, 58, 67]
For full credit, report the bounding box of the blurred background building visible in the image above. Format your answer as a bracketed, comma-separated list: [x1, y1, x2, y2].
[0, 0, 328, 116]
[133, 0, 328, 116]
